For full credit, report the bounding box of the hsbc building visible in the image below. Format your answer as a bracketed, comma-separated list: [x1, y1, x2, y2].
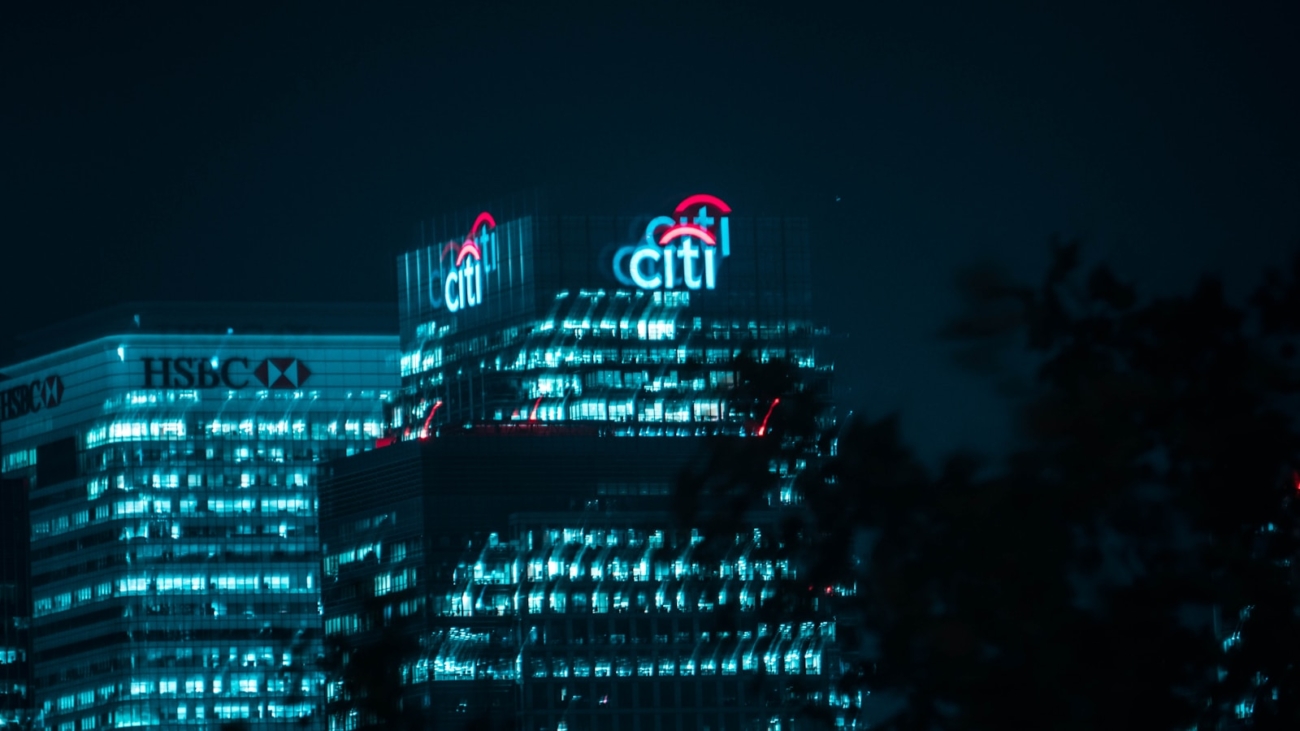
[0, 303, 398, 731]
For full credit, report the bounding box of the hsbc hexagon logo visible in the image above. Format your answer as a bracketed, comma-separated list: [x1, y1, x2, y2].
[1, 374, 66, 422]
[253, 358, 312, 390]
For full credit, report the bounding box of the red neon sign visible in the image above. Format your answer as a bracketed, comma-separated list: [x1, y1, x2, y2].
[674, 194, 732, 215]
[657, 225, 717, 246]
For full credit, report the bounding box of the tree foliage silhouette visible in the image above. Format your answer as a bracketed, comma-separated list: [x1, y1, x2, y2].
[318, 561, 425, 731]
[682, 244, 1300, 730]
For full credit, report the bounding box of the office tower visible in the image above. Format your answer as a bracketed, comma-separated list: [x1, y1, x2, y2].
[321, 434, 852, 731]
[319, 194, 855, 730]
[394, 194, 823, 436]
[0, 303, 398, 730]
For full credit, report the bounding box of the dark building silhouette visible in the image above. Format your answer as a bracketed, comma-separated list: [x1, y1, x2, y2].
[1, 476, 33, 728]
[321, 433, 851, 731]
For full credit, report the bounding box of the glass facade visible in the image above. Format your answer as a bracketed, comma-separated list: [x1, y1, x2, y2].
[1, 327, 398, 730]
[511, 514, 851, 731]
[395, 205, 823, 435]
[320, 430, 855, 730]
[315, 195, 846, 729]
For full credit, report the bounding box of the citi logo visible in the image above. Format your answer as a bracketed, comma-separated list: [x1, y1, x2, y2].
[440, 211, 496, 314]
[0, 375, 65, 422]
[614, 194, 732, 291]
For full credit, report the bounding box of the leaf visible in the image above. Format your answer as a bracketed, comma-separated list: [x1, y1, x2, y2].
[1086, 264, 1136, 311]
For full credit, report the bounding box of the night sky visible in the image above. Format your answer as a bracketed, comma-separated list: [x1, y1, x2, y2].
[3, 2, 1296, 462]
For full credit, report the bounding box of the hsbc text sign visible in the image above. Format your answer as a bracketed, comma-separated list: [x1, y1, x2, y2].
[140, 357, 312, 390]
[0, 375, 65, 422]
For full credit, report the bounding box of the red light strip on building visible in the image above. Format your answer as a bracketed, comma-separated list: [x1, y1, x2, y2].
[756, 398, 780, 437]
[419, 400, 443, 440]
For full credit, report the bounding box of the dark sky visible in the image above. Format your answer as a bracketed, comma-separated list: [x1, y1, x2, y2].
[3, 2, 1297, 462]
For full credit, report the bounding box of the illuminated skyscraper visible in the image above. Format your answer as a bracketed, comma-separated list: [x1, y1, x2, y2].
[319, 194, 857, 731]
[0, 303, 398, 730]
[393, 194, 823, 436]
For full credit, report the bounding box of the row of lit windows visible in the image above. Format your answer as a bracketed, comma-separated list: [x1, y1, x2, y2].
[33, 496, 315, 537]
[506, 398, 726, 423]
[521, 585, 779, 615]
[104, 388, 389, 411]
[520, 648, 825, 679]
[33, 572, 314, 617]
[28, 519, 312, 549]
[1, 447, 35, 473]
[113, 519, 311, 542]
[524, 621, 835, 645]
[409, 330, 816, 383]
[510, 346, 806, 372]
[205, 418, 384, 440]
[528, 527, 701, 550]
[429, 582, 780, 619]
[323, 539, 409, 577]
[41, 646, 310, 689]
[434, 527, 779, 581]
[93, 442, 339, 465]
[405, 344, 813, 383]
[33, 544, 316, 585]
[601, 425, 773, 438]
[529, 370, 739, 398]
[48, 700, 316, 728]
[404, 656, 518, 683]
[522, 311, 812, 345]
[54, 674, 311, 707]
[84, 419, 385, 449]
[521, 557, 793, 584]
[85, 469, 318, 496]
[373, 568, 416, 596]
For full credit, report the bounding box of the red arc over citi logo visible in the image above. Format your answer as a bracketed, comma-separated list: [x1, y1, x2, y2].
[435, 211, 497, 314]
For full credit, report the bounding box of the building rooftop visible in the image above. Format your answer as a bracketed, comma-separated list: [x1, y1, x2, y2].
[7, 301, 397, 364]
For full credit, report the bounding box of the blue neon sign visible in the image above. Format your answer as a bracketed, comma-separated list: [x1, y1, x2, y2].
[429, 212, 498, 314]
[614, 195, 732, 291]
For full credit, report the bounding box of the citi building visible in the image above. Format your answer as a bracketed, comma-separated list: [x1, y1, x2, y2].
[315, 194, 854, 731]
[394, 193, 821, 435]
[0, 304, 398, 730]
